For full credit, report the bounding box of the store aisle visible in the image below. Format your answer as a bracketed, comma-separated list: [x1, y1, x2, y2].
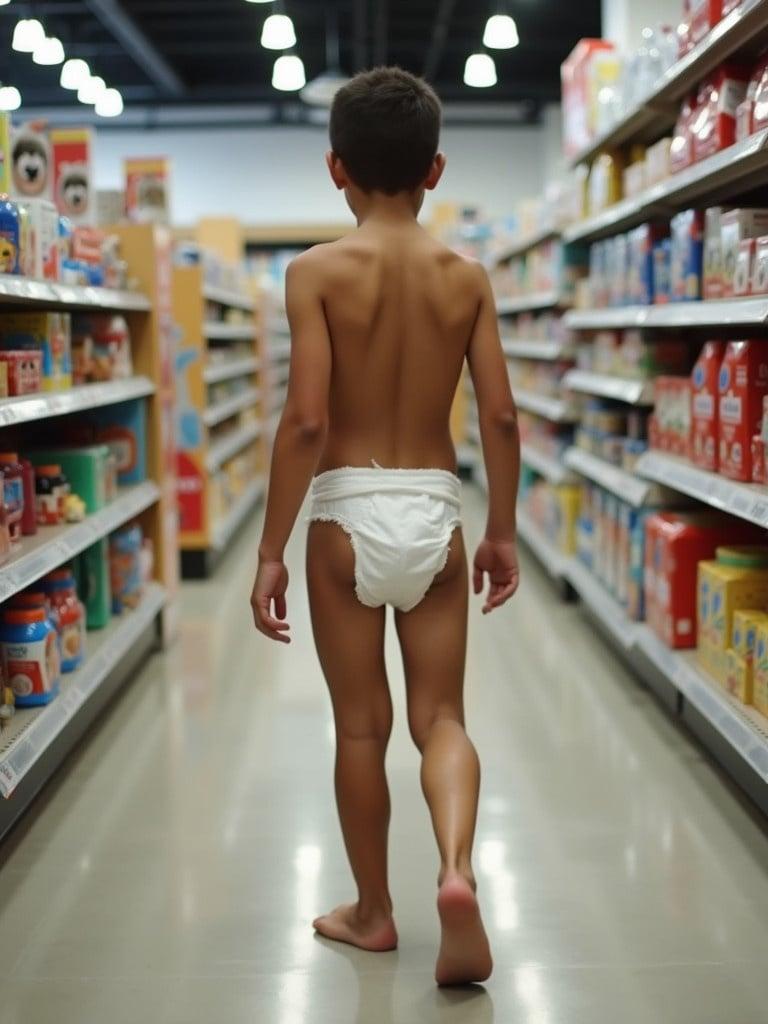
[0, 487, 767, 1024]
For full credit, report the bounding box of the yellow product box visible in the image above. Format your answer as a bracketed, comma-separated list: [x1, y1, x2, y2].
[697, 560, 768, 655]
[725, 648, 753, 703]
[732, 609, 768, 659]
[753, 621, 768, 717]
[587, 151, 624, 216]
[555, 485, 581, 556]
[0, 311, 72, 391]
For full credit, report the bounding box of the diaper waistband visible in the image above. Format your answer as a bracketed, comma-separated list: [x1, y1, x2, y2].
[311, 466, 462, 507]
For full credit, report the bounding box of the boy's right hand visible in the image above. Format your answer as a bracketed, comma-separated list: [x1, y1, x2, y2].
[251, 559, 291, 643]
[473, 538, 520, 614]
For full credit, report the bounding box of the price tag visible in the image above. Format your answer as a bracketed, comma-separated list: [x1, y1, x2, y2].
[0, 760, 18, 797]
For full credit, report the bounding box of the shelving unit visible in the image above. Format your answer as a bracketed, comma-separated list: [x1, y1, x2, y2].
[563, 447, 661, 506]
[0, 377, 155, 428]
[486, 224, 558, 267]
[514, 389, 577, 423]
[563, 369, 654, 405]
[172, 264, 265, 578]
[521, 443, 574, 485]
[496, 291, 567, 315]
[502, 339, 574, 361]
[565, 297, 768, 331]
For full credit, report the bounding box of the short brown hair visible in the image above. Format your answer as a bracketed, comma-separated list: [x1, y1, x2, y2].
[329, 67, 442, 195]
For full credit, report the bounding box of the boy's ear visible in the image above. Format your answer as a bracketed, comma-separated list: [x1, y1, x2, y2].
[424, 152, 446, 191]
[326, 151, 349, 190]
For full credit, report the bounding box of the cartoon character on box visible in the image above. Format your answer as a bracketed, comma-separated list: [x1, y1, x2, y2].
[11, 126, 50, 199]
[0, 237, 16, 274]
[56, 162, 90, 219]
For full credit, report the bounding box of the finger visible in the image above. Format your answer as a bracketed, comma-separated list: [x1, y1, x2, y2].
[472, 566, 484, 595]
[274, 594, 287, 620]
[488, 582, 518, 609]
[257, 597, 291, 633]
[252, 610, 291, 643]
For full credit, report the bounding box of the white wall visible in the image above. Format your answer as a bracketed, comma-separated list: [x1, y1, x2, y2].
[93, 123, 550, 226]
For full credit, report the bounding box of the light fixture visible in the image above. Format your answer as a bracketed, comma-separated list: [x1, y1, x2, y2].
[0, 1, 14, 6]
[78, 75, 107, 104]
[483, 14, 519, 49]
[0, 86, 22, 112]
[244, 0, 276, 3]
[301, 8, 349, 107]
[95, 87, 124, 117]
[272, 54, 306, 91]
[12, 19, 45, 53]
[60, 58, 91, 90]
[464, 53, 497, 88]
[33, 36, 66, 66]
[261, 13, 296, 50]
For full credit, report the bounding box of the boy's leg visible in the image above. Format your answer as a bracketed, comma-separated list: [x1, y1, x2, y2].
[394, 528, 492, 985]
[306, 521, 397, 952]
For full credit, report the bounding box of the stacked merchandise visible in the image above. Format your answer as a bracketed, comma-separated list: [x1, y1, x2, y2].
[490, 238, 587, 306]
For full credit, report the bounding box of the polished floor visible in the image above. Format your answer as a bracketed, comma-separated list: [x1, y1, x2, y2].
[1, 487, 768, 1023]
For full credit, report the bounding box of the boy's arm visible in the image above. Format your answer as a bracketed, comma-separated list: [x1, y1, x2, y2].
[466, 263, 521, 611]
[251, 255, 331, 641]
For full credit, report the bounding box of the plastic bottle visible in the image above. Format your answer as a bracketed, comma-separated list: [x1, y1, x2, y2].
[0, 452, 24, 543]
[0, 608, 60, 706]
[41, 568, 86, 672]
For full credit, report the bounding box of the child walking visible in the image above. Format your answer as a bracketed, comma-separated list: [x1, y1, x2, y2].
[251, 67, 520, 987]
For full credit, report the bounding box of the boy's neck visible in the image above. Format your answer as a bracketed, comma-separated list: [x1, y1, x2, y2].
[354, 190, 421, 227]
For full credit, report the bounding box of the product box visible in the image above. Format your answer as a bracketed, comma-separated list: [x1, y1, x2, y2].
[124, 156, 171, 225]
[28, 445, 110, 513]
[720, 209, 768, 297]
[628, 223, 668, 305]
[691, 340, 725, 471]
[88, 399, 147, 485]
[698, 559, 768, 680]
[653, 239, 672, 303]
[0, 362, 7, 398]
[50, 127, 94, 225]
[654, 376, 692, 455]
[0, 312, 72, 391]
[692, 65, 749, 163]
[703, 208, 724, 299]
[0, 350, 42, 395]
[0, 113, 11, 194]
[588, 151, 624, 216]
[561, 39, 618, 159]
[646, 136, 672, 185]
[22, 198, 59, 281]
[752, 236, 768, 294]
[670, 209, 704, 301]
[733, 239, 755, 295]
[10, 123, 52, 202]
[555, 485, 581, 556]
[754, 619, 768, 716]
[690, 0, 723, 44]
[753, 61, 768, 132]
[718, 340, 768, 481]
[74, 538, 111, 630]
[670, 95, 697, 174]
[725, 648, 752, 702]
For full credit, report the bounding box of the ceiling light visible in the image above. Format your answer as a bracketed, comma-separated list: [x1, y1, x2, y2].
[78, 75, 107, 104]
[244, 0, 276, 3]
[12, 19, 45, 54]
[483, 14, 519, 49]
[261, 14, 296, 50]
[61, 58, 91, 90]
[95, 87, 124, 117]
[272, 55, 306, 91]
[464, 53, 497, 88]
[0, 1, 14, 6]
[0, 87, 22, 112]
[301, 69, 350, 107]
[33, 36, 66, 66]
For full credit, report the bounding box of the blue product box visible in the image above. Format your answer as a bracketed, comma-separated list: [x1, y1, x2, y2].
[670, 209, 704, 302]
[652, 238, 672, 304]
[88, 398, 147, 485]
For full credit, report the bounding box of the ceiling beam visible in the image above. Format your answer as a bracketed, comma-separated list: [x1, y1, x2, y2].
[373, 0, 388, 66]
[82, 0, 185, 96]
[422, 0, 458, 83]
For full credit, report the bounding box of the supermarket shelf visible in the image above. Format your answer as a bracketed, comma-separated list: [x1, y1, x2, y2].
[211, 476, 266, 552]
[203, 284, 256, 312]
[0, 277, 151, 312]
[636, 450, 768, 527]
[564, 127, 768, 244]
[566, 556, 638, 650]
[205, 421, 261, 472]
[0, 583, 165, 800]
[635, 627, 768, 786]
[204, 322, 256, 342]
[515, 389, 577, 423]
[570, 0, 768, 168]
[564, 447, 657, 507]
[0, 481, 161, 604]
[269, 341, 292, 363]
[203, 355, 260, 384]
[517, 509, 570, 581]
[0, 376, 155, 429]
[521, 443, 574, 485]
[503, 339, 574, 361]
[202, 387, 260, 427]
[563, 368, 654, 405]
[496, 291, 566, 315]
[486, 225, 559, 266]
[565, 297, 768, 331]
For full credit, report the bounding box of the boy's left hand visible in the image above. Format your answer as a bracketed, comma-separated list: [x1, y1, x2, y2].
[251, 560, 291, 643]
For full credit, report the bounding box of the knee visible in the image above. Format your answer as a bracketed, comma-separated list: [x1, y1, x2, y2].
[407, 703, 463, 753]
[335, 703, 393, 744]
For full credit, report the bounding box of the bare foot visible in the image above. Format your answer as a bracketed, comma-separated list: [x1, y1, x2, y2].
[435, 874, 493, 986]
[313, 903, 398, 952]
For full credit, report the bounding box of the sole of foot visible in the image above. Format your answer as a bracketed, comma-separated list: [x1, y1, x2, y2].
[313, 904, 398, 952]
[435, 877, 493, 986]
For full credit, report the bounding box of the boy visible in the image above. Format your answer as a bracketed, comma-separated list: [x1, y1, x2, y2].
[251, 67, 520, 987]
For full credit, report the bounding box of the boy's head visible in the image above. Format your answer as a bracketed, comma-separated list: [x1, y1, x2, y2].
[328, 67, 443, 199]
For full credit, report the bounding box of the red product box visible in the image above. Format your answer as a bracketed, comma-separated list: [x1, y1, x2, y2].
[718, 340, 768, 481]
[753, 236, 768, 294]
[753, 62, 768, 131]
[751, 435, 766, 483]
[691, 340, 725, 471]
[692, 65, 749, 163]
[71, 226, 103, 267]
[670, 94, 697, 173]
[720, 209, 768, 297]
[0, 350, 42, 395]
[690, 0, 723, 45]
[644, 511, 764, 649]
[654, 375, 692, 455]
[733, 239, 755, 295]
[722, 0, 741, 14]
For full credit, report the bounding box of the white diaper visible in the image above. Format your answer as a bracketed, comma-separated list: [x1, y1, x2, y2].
[309, 466, 462, 612]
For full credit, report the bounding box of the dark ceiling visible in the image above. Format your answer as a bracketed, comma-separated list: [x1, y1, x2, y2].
[0, 0, 602, 124]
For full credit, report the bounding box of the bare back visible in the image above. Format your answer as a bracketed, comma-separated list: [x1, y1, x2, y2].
[307, 223, 480, 472]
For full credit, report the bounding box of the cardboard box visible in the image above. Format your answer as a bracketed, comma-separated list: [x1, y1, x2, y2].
[720, 209, 768, 298]
[692, 66, 749, 163]
[21, 198, 59, 281]
[725, 648, 753, 701]
[691, 340, 725, 471]
[718, 340, 768, 481]
[561, 39, 618, 159]
[10, 123, 52, 202]
[670, 95, 697, 174]
[0, 312, 71, 391]
[50, 127, 94, 225]
[0, 349, 41, 395]
[690, 0, 723, 45]
[752, 236, 768, 294]
[733, 239, 755, 295]
[754, 619, 768, 716]
[670, 209, 704, 301]
[703, 207, 724, 299]
[124, 156, 171, 225]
